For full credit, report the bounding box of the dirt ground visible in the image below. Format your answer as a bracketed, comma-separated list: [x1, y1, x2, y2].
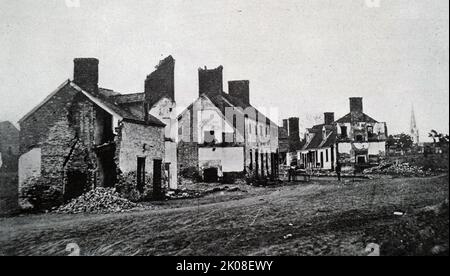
[0, 175, 448, 256]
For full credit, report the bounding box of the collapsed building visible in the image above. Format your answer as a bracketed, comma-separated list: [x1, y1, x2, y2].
[177, 66, 279, 182]
[335, 97, 387, 171]
[0, 121, 20, 214]
[18, 56, 177, 206]
[278, 117, 304, 166]
[296, 98, 387, 172]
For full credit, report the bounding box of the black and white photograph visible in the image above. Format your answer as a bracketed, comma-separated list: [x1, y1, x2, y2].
[0, 0, 449, 260]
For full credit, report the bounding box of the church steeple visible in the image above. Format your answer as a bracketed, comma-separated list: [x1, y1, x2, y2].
[410, 105, 419, 144]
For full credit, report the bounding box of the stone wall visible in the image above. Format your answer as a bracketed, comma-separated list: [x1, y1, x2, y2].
[177, 141, 199, 174]
[117, 121, 165, 195]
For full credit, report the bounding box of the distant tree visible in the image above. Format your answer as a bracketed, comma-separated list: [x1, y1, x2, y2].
[429, 130, 449, 147]
[429, 130, 439, 144]
[387, 133, 413, 152]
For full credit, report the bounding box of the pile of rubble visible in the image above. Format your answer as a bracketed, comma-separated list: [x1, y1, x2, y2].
[363, 162, 434, 177]
[165, 189, 203, 200]
[165, 185, 246, 200]
[55, 187, 144, 214]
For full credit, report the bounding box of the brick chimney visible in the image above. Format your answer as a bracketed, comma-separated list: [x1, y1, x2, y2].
[228, 80, 250, 105]
[73, 58, 99, 93]
[324, 112, 335, 125]
[282, 119, 288, 132]
[350, 97, 363, 113]
[145, 56, 175, 104]
[199, 66, 223, 96]
[288, 117, 301, 152]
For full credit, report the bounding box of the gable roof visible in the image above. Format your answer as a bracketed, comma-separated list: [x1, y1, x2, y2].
[19, 80, 165, 127]
[206, 92, 278, 127]
[19, 80, 71, 124]
[302, 124, 336, 151]
[335, 112, 378, 124]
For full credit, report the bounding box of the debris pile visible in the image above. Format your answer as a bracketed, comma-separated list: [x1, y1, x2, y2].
[165, 189, 203, 200]
[55, 188, 144, 214]
[165, 186, 247, 200]
[363, 162, 434, 177]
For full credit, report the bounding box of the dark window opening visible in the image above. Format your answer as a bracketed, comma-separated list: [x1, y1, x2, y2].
[356, 135, 364, 142]
[357, 156, 366, 164]
[137, 157, 146, 193]
[204, 130, 215, 144]
[367, 126, 374, 138]
[326, 149, 329, 162]
[340, 126, 348, 138]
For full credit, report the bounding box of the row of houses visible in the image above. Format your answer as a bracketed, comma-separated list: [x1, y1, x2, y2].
[282, 98, 388, 172]
[0, 56, 280, 209]
[1, 55, 387, 211]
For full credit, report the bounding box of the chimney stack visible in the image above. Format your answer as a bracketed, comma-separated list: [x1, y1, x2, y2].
[228, 80, 250, 105]
[73, 58, 99, 93]
[283, 119, 288, 133]
[198, 66, 223, 96]
[288, 117, 301, 152]
[145, 56, 175, 104]
[324, 112, 335, 125]
[350, 97, 363, 113]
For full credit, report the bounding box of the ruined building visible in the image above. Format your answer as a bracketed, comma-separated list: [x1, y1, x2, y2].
[18, 57, 178, 207]
[335, 97, 387, 170]
[177, 66, 279, 182]
[278, 117, 303, 166]
[0, 121, 20, 214]
[295, 98, 387, 172]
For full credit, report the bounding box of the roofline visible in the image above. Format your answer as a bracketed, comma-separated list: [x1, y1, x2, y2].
[18, 80, 71, 124]
[69, 82, 124, 120]
[71, 82, 165, 128]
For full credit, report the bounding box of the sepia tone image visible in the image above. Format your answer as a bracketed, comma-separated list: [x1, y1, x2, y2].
[0, 0, 448, 258]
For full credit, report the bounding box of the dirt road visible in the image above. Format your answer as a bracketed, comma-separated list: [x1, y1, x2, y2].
[0, 175, 448, 256]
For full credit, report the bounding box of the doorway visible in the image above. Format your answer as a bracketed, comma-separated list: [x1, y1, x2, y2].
[137, 157, 146, 193]
[65, 171, 87, 201]
[203, 167, 218, 183]
[153, 159, 163, 199]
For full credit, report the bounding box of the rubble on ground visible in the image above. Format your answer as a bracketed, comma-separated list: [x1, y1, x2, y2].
[363, 162, 435, 177]
[165, 185, 247, 200]
[55, 188, 147, 214]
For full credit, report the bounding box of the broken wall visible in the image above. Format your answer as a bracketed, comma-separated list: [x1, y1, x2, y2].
[116, 121, 165, 196]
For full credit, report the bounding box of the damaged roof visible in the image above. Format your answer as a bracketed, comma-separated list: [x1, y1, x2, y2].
[335, 113, 378, 124]
[19, 80, 165, 127]
[302, 125, 336, 151]
[71, 82, 165, 127]
[207, 91, 278, 127]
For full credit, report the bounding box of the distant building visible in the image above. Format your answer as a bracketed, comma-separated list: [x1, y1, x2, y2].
[279, 117, 304, 166]
[298, 113, 337, 170]
[334, 98, 388, 170]
[0, 121, 20, 214]
[0, 121, 19, 173]
[296, 97, 388, 172]
[177, 66, 279, 182]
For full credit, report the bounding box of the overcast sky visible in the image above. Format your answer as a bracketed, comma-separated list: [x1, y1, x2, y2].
[0, 0, 448, 141]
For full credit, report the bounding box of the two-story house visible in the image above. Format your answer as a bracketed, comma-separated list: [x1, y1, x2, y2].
[177, 66, 279, 182]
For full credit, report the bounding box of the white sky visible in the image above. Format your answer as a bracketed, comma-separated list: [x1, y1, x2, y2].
[0, 0, 448, 142]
